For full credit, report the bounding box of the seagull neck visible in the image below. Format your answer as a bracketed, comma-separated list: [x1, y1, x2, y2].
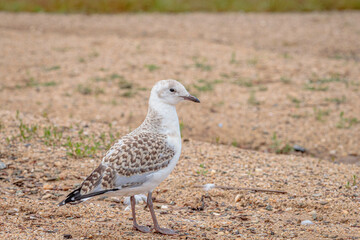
[145, 98, 179, 135]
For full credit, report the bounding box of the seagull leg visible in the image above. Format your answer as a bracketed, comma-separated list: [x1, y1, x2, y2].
[131, 195, 151, 233]
[147, 191, 176, 235]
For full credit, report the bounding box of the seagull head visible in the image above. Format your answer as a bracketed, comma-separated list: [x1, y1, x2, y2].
[151, 79, 200, 106]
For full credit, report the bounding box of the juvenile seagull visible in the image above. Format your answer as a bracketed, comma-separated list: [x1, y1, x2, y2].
[59, 79, 200, 235]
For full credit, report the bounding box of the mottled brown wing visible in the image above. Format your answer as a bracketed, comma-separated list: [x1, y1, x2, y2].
[79, 132, 175, 195]
[103, 131, 175, 176]
[80, 164, 115, 195]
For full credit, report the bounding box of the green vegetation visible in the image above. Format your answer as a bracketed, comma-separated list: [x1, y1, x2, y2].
[313, 107, 330, 122]
[192, 79, 222, 92]
[353, 175, 357, 186]
[346, 175, 358, 189]
[305, 75, 348, 91]
[16, 76, 57, 89]
[8, 111, 122, 159]
[64, 125, 119, 158]
[246, 57, 258, 66]
[121, 90, 136, 98]
[325, 96, 347, 104]
[118, 79, 133, 90]
[258, 85, 268, 91]
[1, 0, 359, 13]
[303, 83, 329, 91]
[280, 77, 292, 84]
[89, 51, 99, 58]
[65, 137, 98, 158]
[336, 112, 359, 129]
[287, 95, 301, 107]
[62, 126, 117, 158]
[221, 72, 255, 88]
[118, 80, 133, 90]
[270, 132, 292, 154]
[282, 52, 292, 59]
[91, 74, 140, 97]
[230, 52, 239, 65]
[248, 90, 260, 106]
[43, 125, 63, 146]
[193, 57, 212, 71]
[310, 75, 348, 84]
[77, 84, 92, 95]
[64, 128, 97, 158]
[220, 73, 232, 79]
[144, 64, 160, 72]
[290, 114, 304, 119]
[100, 130, 116, 150]
[233, 77, 253, 88]
[41, 81, 57, 87]
[17, 115, 39, 141]
[77, 84, 105, 95]
[44, 65, 61, 71]
[9, 111, 39, 142]
[179, 121, 184, 138]
[196, 163, 208, 176]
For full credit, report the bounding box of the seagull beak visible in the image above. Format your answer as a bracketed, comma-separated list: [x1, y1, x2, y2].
[182, 95, 200, 103]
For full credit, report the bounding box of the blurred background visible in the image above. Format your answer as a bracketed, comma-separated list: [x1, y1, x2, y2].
[0, 0, 359, 163]
[1, 0, 360, 12]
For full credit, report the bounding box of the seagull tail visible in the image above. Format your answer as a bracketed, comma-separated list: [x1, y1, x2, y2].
[58, 187, 119, 206]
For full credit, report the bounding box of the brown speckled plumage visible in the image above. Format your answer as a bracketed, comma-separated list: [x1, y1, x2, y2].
[78, 107, 175, 195]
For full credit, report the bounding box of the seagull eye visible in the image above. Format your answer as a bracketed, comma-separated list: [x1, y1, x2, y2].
[169, 88, 175, 92]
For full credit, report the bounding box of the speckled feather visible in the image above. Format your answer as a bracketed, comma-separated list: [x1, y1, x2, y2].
[79, 108, 175, 195]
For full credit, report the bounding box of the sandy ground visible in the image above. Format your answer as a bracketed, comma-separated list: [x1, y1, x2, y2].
[0, 12, 360, 239]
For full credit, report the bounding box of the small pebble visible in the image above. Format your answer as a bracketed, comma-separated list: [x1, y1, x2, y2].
[265, 204, 273, 211]
[235, 194, 242, 202]
[42, 194, 53, 200]
[310, 210, 317, 220]
[293, 144, 306, 153]
[63, 234, 72, 239]
[109, 197, 121, 203]
[0, 161, 6, 170]
[312, 193, 322, 197]
[301, 220, 314, 225]
[319, 200, 328, 205]
[329, 150, 337, 155]
[43, 184, 54, 190]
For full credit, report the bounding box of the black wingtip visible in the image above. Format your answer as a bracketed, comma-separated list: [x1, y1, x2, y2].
[58, 188, 81, 206]
[58, 188, 120, 206]
[58, 200, 66, 207]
